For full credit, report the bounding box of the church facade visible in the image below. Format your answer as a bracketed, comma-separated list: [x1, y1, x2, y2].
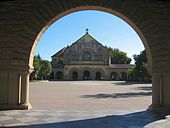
[51, 31, 134, 81]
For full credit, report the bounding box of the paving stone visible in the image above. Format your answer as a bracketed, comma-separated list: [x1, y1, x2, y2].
[4, 123, 26, 127]
[0, 109, 168, 127]
[3, 111, 21, 116]
[1, 119, 21, 126]
[26, 112, 44, 116]
[48, 112, 66, 117]
[41, 117, 64, 123]
[0, 116, 14, 121]
[17, 117, 39, 123]
[26, 120, 45, 125]
[34, 114, 53, 119]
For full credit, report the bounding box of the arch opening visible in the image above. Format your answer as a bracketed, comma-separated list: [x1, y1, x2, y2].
[28, 5, 154, 112]
[56, 71, 63, 80]
[72, 71, 78, 80]
[110, 72, 118, 80]
[96, 72, 101, 80]
[84, 71, 91, 80]
[30, 6, 152, 70]
[120, 72, 127, 81]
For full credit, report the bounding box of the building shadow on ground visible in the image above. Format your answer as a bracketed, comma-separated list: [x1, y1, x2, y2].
[11, 111, 165, 128]
[81, 91, 152, 99]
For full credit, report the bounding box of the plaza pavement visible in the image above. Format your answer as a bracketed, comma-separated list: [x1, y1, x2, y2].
[0, 81, 169, 127]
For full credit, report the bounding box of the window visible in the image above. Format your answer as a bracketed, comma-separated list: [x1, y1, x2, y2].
[83, 51, 91, 61]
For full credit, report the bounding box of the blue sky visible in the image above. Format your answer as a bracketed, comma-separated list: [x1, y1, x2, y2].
[35, 10, 144, 64]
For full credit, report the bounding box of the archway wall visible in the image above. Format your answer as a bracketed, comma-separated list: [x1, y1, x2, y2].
[0, 0, 170, 110]
[0, 0, 169, 70]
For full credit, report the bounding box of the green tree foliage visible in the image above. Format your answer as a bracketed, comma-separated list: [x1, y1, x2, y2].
[39, 60, 52, 80]
[30, 55, 52, 80]
[108, 47, 131, 64]
[128, 50, 151, 82]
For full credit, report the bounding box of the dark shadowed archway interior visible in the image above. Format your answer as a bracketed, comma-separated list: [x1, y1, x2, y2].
[56, 71, 63, 80]
[72, 71, 78, 80]
[96, 72, 101, 80]
[84, 71, 91, 80]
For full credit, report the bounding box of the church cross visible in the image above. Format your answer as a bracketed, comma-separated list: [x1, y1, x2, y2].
[86, 28, 89, 33]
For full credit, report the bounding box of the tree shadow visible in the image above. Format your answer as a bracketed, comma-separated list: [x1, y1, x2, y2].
[81, 92, 152, 99]
[112, 81, 151, 86]
[136, 86, 152, 91]
[11, 111, 166, 128]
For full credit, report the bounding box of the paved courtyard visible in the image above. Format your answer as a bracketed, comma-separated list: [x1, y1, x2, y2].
[30, 81, 152, 111]
[0, 81, 169, 127]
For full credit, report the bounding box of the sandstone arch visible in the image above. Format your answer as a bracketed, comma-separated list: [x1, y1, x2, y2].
[0, 1, 170, 111]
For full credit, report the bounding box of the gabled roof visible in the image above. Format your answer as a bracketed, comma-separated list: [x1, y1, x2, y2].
[70, 32, 103, 47]
[51, 47, 67, 57]
[51, 31, 105, 58]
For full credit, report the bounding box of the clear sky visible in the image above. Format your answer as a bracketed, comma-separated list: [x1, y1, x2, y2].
[35, 10, 144, 64]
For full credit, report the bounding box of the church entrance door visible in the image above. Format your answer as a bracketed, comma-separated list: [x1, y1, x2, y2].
[84, 71, 90, 80]
[72, 71, 78, 80]
[96, 72, 101, 80]
[110, 72, 118, 80]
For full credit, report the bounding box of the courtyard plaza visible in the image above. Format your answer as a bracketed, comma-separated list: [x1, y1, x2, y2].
[0, 81, 169, 127]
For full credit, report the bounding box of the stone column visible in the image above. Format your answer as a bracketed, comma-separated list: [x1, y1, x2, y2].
[161, 73, 170, 110]
[92, 66, 95, 80]
[64, 67, 69, 80]
[105, 68, 110, 80]
[78, 67, 83, 80]
[0, 66, 31, 110]
[19, 71, 32, 109]
[0, 70, 21, 110]
[149, 72, 162, 110]
[149, 72, 170, 112]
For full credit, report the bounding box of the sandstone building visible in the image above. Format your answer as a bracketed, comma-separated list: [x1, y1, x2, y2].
[52, 31, 134, 80]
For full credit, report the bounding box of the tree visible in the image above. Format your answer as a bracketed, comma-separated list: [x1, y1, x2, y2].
[39, 60, 52, 80]
[108, 47, 131, 64]
[30, 54, 52, 80]
[128, 50, 151, 82]
[30, 54, 42, 80]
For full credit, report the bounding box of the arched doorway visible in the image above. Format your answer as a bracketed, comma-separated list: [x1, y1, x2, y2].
[72, 71, 78, 80]
[56, 71, 63, 80]
[1, 1, 169, 111]
[120, 72, 127, 81]
[96, 72, 101, 80]
[110, 72, 118, 80]
[84, 71, 91, 80]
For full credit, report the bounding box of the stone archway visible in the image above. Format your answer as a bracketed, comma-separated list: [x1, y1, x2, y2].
[84, 71, 91, 80]
[94, 68, 105, 80]
[0, 1, 170, 111]
[120, 72, 127, 81]
[72, 71, 78, 81]
[110, 72, 118, 80]
[68, 68, 80, 80]
[96, 72, 101, 80]
[55, 71, 63, 80]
